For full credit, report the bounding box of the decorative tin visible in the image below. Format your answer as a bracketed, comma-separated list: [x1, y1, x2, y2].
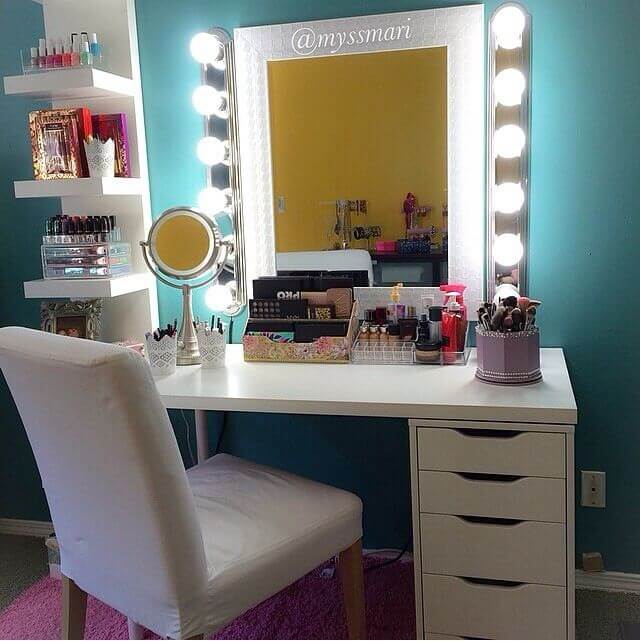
[475, 327, 542, 385]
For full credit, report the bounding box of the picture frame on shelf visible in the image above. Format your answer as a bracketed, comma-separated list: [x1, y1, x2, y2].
[29, 108, 92, 179]
[40, 299, 103, 340]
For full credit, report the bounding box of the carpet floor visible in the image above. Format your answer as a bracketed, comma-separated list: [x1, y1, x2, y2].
[0, 556, 413, 639]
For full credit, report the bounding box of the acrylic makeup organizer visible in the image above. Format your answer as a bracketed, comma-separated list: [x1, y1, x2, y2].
[351, 338, 470, 366]
[42, 240, 131, 279]
[20, 49, 106, 75]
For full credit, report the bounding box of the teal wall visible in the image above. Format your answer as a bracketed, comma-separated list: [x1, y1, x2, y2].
[0, 0, 53, 521]
[1, 0, 639, 567]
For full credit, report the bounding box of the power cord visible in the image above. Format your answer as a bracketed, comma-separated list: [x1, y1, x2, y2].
[214, 412, 228, 454]
[180, 409, 196, 467]
[364, 532, 412, 573]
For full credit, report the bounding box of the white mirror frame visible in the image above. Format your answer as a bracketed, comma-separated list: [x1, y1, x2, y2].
[234, 5, 485, 308]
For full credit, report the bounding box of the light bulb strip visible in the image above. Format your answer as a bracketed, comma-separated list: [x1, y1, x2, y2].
[486, 2, 532, 301]
[191, 27, 247, 316]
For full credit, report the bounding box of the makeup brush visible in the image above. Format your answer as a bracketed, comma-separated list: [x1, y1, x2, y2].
[517, 296, 530, 314]
[490, 306, 506, 331]
[510, 307, 523, 332]
[525, 305, 537, 329]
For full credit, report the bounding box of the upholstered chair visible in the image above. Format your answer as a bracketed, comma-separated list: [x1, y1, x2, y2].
[0, 327, 365, 640]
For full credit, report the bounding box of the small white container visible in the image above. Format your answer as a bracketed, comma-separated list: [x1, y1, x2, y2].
[84, 137, 115, 178]
[197, 327, 226, 368]
[145, 333, 177, 376]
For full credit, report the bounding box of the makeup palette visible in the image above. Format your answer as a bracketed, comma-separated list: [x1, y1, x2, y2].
[249, 299, 308, 319]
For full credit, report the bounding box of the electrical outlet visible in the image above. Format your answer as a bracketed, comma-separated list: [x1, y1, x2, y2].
[277, 196, 286, 213]
[581, 470, 606, 508]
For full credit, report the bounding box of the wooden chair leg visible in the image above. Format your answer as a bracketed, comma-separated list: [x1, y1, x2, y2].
[127, 618, 144, 639]
[338, 539, 366, 639]
[61, 574, 87, 640]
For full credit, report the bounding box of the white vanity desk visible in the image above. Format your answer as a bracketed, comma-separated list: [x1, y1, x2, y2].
[155, 346, 577, 640]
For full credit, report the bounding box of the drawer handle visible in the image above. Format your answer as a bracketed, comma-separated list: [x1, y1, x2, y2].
[455, 428, 521, 439]
[457, 515, 523, 526]
[457, 472, 522, 483]
[460, 576, 525, 589]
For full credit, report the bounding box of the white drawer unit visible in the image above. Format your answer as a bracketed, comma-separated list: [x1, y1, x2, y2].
[410, 420, 575, 640]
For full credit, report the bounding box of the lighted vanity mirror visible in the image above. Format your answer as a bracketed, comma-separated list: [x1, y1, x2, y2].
[234, 6, 485, 308]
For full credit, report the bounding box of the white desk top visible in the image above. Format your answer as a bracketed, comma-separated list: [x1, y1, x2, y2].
[154, 346, 577, 426]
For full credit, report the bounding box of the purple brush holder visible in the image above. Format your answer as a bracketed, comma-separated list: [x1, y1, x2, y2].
[475, 327, 542, 385]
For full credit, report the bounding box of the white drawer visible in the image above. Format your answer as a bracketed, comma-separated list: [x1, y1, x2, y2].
[417, 427, 565, 478]
[420, 513, 566, 585]
[419, 470, 566, 522]
[423, 574, 567, 639]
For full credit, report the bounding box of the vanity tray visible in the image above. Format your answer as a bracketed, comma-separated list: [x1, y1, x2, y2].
[242, 302, 359, 364]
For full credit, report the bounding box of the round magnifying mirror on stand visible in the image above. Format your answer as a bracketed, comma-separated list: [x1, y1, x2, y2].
[141, 207, 231, 365]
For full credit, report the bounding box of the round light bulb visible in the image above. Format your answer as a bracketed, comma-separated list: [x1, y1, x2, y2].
[494, 68, 526, 107]
[494, 233, 523, 266]
[189, 32, 223, 65]
[492, 6, 526, 50]
[494, 182, 525, 214]
[198, 186, 228, 215]
[205, 283, 233, 311]
[196, 137, 229, 166]
[192, 85, 224, 116]
[495, 124, 525, 158]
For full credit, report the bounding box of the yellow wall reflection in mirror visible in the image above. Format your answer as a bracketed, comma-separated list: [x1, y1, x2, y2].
[268, 47, 447, 253]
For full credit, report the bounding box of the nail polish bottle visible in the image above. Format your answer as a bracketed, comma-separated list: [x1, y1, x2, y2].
[89, 33, 101, 62]
[62, 39, 72, 66]
[54, 39, 63, 67]
[81, 41, 93, 66]
[38, 39, 46, 68]
[46, 39, 55, 68]
[29, 47, 38, 71]
[70, 34, 80, 66]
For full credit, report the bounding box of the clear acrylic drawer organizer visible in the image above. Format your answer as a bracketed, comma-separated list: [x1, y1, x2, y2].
[41, 240, 131, 279]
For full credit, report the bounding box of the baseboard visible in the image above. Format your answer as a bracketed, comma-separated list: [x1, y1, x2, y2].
[576, 569, 640, 593]
[0, 518, 53, 538]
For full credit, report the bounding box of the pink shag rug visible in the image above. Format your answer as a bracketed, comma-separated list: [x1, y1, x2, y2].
[0, 556, 414, 639]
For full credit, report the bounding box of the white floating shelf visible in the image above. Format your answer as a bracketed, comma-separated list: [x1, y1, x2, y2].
[3, 67, 135, 100]
[24, 273, 153, 299]
[14, 177, 143, 198]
